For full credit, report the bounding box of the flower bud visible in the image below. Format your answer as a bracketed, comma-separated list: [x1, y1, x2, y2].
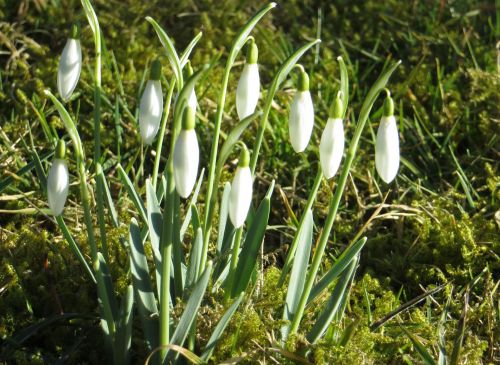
[289, 70, 314, 153]
[229, 145, 253, 228]
[375, 91, 399, 183]
[173, 107, 199, 198]
[57, 23, 82, 102]
[139, 59, 163, 145]
[236, 40, 260, 120]
[47, 140, 69, 216]
[320, 93, 344, 179]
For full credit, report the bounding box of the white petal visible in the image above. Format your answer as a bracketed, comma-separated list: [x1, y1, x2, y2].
[320, 118, 344, 179]
[139, 80, 163, 145]
[57, 39, 82, 101]
[173, 129, 199, 198]
[289, 91, 314, 153]
[47, 159, 69, 216]
[229, 166, 253, 228]
[236, 63, 260, 120]
[375, 115, 400, 183]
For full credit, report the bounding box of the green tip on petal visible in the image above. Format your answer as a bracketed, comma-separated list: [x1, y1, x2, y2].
[70, 22, 80, 39]
[298, 71, 309, 92]
[182, 106, 196, 130]
[383, 89, 394, 117]
[238, 144, 250, 167]
[329, 92, 343, 119]
[246, 39, 258, 64]
[150, 59, 162, 80]
[55, 139, 66, 159]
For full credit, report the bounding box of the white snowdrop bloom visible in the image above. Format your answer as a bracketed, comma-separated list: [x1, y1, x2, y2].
[289, 70, 314, 153]
[236, 40, 260, 120]
[173, 107, 199, 198]
[139, 60, 163, 145]
[320, 95, 345, 179]
[57, 24, 82, 102]
[229, 146, 253, 228]
[47, 140, 69, 216]
[375, 91, 400, 183]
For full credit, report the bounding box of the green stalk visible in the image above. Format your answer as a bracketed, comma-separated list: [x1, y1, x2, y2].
[152, 80, 176, 190]
[289, 61, 401, 335]
[77, 156, 98, 262]
[224, 227, 244, 302]
[277, 167, 322, 287]
[201, 3, 276, 273]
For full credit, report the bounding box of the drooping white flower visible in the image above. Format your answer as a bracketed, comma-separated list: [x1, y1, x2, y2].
[173, 107, 199, 198]
[375, 91, 400, 183]
[139, 60, 163, 145]
[57, 24, 82, 102]
[320, 94, 345, 179]
[47, 140, 69, 216]
[229, 145, 253, 228]
[236, 40, 260, 120]
[289, 70, 314, 153]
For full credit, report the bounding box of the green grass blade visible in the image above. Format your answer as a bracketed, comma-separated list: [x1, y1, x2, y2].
[167, 261, 213, 359]
[201, 293, 244, 361]
[281, 209, 314, 341]
[180, 32, 203, 67]
[146, 16, 183, 87]
[129, 218, 159, 351]
[401, 326, 437, 365]
[186, 228, 203, 290]
[307, 237, 367, 305]
[146, 179, 163, 299]
[230, 181, 274, 298]
[117, 163, 147, 224]
[450, 291, 469, 365]
[306, 256, 358, 343]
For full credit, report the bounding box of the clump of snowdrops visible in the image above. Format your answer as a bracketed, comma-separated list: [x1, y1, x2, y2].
[43, 0, 401, 363]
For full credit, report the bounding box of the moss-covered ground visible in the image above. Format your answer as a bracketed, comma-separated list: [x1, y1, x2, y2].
[0, 0, 498, 363]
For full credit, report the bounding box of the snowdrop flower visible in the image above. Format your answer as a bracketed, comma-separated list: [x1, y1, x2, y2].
[229, 144, 253, 228]
[139, 59, 163, 145]
[186, 61, 197, 110]
[375, 90, 399, 183]
[320, 93, 345, 179]
[289, 67, 314, 153]
[173, 107, 199, 198]
[236, 39, 260, 120]
[57, 23, 82, 102]
[47, 140, 69, 216]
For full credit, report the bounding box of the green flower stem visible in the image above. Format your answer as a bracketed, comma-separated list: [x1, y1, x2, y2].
[277, 166, 323, 287]
[77, 156, 98, 262]
[224, 226, 244, 302]
[289, 61, 401, 335]
[55, 215, 96, 283]
[152, 80, 176, 190]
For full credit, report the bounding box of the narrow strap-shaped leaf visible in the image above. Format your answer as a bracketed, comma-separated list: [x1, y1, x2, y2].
[337, 56, 349, 118]
[230, 181, 274, 298]
[306, 256, 358, 343]
[201, 293, 244, 361]
[180, 32, 203, 67]
[186, 228, 203, 290]
[117, 163, 147, 224]
[114, 285, 133, 365]
[94, 252, 118, 339]
[281, 209, 314, 341]
[307, 237, 367, 305]
[146, 179, 163, 299]
[180, 168, 205, 241]
[167, 261, 213, 359]
[401, 326, 437, 365]
[129, 218, 159, 350]
[145, 344, 204, 365]
[96, 165, 119, 228]
[55, 215, 96, 283]
[216, 182, 232, 253]
[146, 16, 183, 86]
